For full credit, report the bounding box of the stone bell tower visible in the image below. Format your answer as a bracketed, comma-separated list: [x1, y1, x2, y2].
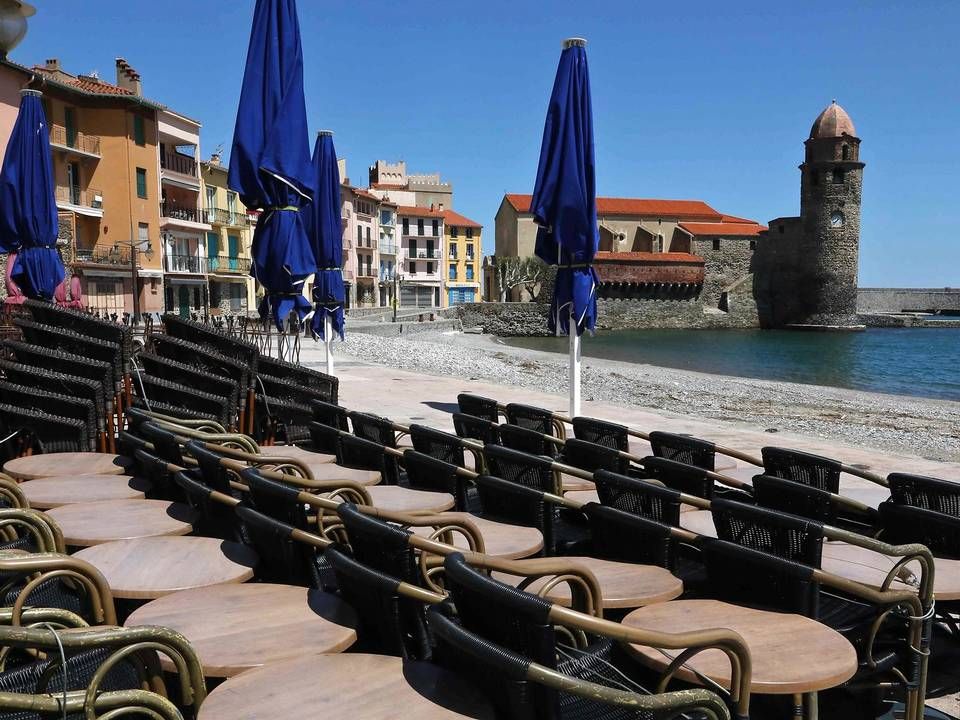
[796, 100, 864, 327]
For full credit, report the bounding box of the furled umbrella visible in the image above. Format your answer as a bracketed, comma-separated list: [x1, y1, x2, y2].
[530, 38, 599, 418]
[0, 89, 65, 301]
[228, 0, 315, 331]
[306, 130, 345, 375]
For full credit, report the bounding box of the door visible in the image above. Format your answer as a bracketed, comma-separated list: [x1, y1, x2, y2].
[177, 286, 190, 318]
[64, 107, 77, 147]
[207, 233, 219, 272]
[228, 235, 239, 271]
[66, 162, 80, 205]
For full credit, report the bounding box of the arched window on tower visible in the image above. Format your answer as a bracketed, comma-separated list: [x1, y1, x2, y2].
[841, 144, 849, 161]
[832, 168, 845, 184]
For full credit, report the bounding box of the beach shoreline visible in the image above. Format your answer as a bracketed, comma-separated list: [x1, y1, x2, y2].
[309, 329, 960, 463]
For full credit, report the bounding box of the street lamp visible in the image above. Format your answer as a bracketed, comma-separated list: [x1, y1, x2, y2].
[112, 236, 153, 324]
[392, 270, 404, 323]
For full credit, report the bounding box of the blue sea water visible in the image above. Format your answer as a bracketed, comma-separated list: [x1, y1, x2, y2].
[502, 328, 960, 402]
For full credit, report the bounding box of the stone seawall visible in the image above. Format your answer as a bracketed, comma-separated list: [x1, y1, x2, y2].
[857, 288, 960, 314]
[859, 313, 960, 329]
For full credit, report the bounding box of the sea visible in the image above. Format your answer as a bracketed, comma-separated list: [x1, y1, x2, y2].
[501, 327, 960, 402]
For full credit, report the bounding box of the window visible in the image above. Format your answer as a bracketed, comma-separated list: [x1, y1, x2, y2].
[88, 279, 124, 313]
[409, 239, 417, 257]
[227, 191, 238, 220]
[64, 107, 77, 147]
[402, 218, 409, 234]
[712, 238, 721, 251]
[451, 226, 458, 238]
[133, 114, 146, 146]
[466, 266, 474, 280]
[449, 264, 457, 280]
[466, 228, 473, 239]
[138, 223, 149, 250]
[449, 242, 457, 259]
[206, 187, 217, 213]
[432, 219, 438, 236]
[466, 243, 474, 259]
[410, 261, 417, 274]
[427, 261, 434, 275]
[841, 145, 849, 161]
[135, 168, 147, 198]
[366, 227, 371, 246]
[417, 219, 424, 235]
[357, 226, 362, 245]
[832, 168, 845, 184]
[230, 283, 246, 311]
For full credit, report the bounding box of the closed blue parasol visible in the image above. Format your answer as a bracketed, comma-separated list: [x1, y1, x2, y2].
[228, 0, 315, 330]
[530, 38, 599, 416]
[0, 89, 64, 300]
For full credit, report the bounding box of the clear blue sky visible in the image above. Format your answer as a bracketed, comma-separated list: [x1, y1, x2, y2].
[13, 0, 958, 287]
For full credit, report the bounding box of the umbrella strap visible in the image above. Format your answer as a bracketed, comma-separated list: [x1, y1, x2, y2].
[264, 205, 300, 212]
[559, 263, 592, 269]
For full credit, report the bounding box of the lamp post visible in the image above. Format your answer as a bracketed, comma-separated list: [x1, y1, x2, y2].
[392, 270, 404, 323]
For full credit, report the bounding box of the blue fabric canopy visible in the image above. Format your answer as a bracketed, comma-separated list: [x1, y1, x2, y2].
[530, 39, 599, 337]
[0, 90, 64, 300]
[228, 0, 315, 329]
[306, 132, 345, 340]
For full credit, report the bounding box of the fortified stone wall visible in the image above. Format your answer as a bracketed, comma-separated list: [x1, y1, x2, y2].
[856, 288, 960, 314]
[693, 236, 756, 307]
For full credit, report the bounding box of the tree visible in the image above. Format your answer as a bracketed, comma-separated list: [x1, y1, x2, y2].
[493, 256, 536, 302]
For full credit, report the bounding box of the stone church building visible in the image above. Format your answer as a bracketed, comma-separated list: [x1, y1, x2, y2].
[490, 101, 864, 331]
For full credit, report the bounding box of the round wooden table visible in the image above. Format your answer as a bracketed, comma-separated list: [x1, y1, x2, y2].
[47, 499, 195, 547]
[366, 486, 455, 513]
[125, 583, 357, 678]
[623, 599, 858, 694]
[301, 463, 381, 487]
[411, 513, 543, 559]
[4, 453, 133, 480]
[257, 444, 336, 465]
[197, 653, 494, 720]
[20, 475, 152, 509]
[493, 556, 682, 610]
[74, 537, 257, 600]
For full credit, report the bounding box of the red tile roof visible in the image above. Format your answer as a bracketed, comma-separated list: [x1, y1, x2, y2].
[441, 209, 482, 229]
[67, 78, 134, 95]
[595, 251, 704, 263]
[371, 182, 406, 190]
[352, 188, 380, 202]
[504, 193, 722, 220]
[397, 205, 443, 218]
[678, 222, 767, 237]
[720, 214, 757, 224]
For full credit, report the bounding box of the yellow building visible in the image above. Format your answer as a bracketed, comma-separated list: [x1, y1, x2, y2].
[441, 209, 481, 305]
[201, 157, 255, 315]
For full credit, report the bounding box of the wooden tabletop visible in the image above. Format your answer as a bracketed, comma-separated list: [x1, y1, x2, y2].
[4, 453, 133, 480]
[366, 485, 455, 513]
[410, 513, 543, 559]
[623, 599, 857, 694]
[257, 445, 336, 465]
[20, 475, 152, 509]
[302, 463, 381, 487]
[74, 537, 257, 600]
[560, 473, 595, 493]
[838, 486, 889, 510]
[125, 583, 357, 678]
[493, 556, 682, 609]
[47, 499, 196, 547]
[197, 653, 494, 720]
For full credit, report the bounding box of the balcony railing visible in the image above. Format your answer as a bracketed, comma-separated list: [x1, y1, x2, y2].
[379, 243, 397, 255]
[165, 253, 205, 274]
[379, 269, 396, 282]
[205, 207, 245, 226]
[161, 203, 205, 224]
[55, 185, 103, 211]
[74, 245, 132, 266]
[49, 125, 101, 157]
[161, 151, 198, 177]
[413, 249, 441, 259]
[402, 231, 440, 239]
[207, 255, 251, 274]
[356, 265, 376, 278]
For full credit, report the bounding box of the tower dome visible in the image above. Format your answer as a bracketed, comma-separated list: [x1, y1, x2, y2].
[809, 100, 856, 139]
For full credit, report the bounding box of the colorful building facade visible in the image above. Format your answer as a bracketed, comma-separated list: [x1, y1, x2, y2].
[441, 209, 481, 305]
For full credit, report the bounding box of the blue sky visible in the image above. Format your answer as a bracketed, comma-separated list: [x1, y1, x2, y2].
[13, 0, 958, 286]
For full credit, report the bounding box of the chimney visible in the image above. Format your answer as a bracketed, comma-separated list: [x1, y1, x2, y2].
[114, 57, 142, 96]
[209, 151, 221, 166]
[44, 58, 60, 72]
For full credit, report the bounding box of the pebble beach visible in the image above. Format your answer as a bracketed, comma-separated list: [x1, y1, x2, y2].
[320, 329, 960, 463]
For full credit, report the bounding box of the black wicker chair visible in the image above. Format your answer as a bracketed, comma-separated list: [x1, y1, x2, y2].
[1, 340, 113, 393]
[581, 503, 680, 571]
[483, 444, 559, 494]
[136, 354, 239, 417]
[0, 403, 88, 456]
[457, 393, 501, 423]
[134, 375, 232, 427]
[888, 473, 960, 517]
[308, 421, 343, 456]
[184, 440, 243, 497]
[253, 395, 313, 445]
[311, 399, 350, 430]
[571, 416, 630, 452]
[561, 438, 630, 475]
[641, 456, 716, 500]
[0, 360, 105, 422]
[498, 423, 557, 458]
[648, 431, 717, 472]
[710, 498, 824, 566]
[257, 354, 338, 403]
[752, 474, 837, 525]
[235, 504, 322, 587]
[13, 318, 123, 386]
[592, 470, 683, 526]
[348, 411, 399, 448]
[761, 447, 842, 494]
[338, 433, 404, 486]
[173, 469, 239, 541]
[163, 312, 259, 374]
[0, 380, 98, 450]
[241, 467, 311, 529]
[403, 450, 476, 512]
[452, 412, 501, 446]
[149, 333, 251, 407]
[877, 502, 960, 559]
[25, 299, 133, 371]
[257, 372, 334, 406]
[409, 424, 470, 467]
[505, 403, 562, 440]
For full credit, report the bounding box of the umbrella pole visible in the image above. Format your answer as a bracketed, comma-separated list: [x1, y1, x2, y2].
[569, 306, 581, 418]
[324, 315, 335, 376]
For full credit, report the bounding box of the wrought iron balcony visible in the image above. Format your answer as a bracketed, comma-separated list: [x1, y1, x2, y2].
[207, 255, 251, 274]
[49, 125, 101, 157]
[74, 245, 132, 266]
[165, 253, 205, 274]
[161, 151, 198, 177]
[55, 185, 103, 211]
[160, 203, 204, 224]
[205, 207, 245, 226]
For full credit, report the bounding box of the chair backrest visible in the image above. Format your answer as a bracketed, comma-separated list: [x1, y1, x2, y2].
[135, 375, 232, 427]
[311, 400, 350, 431]
[483, 444, 556, 494]
[336, 503, 420, 583]
[592, 470, 682, 526]
[138, 422, 184, 466]
[0, 380, 97, 442]
[571, 416, 629, 452]
[183, 440, 235, 495]
[173, 469, 238, 540]
[253, 395, 313, 446]
[2, 340, 112, 392]
[457, 393, 500, 423]
[700, 536, 820, 616]
[711, 498, 824, 567]
[338, 433, 402, 485]
[877, 501, 960, 560]
[326, 545, 431, 660]
[641, 456, 715, 500]
[498, 424, 555, 458]
[561, 438, 629, 475]
[137, 353, 239, 414]
[241, 467, 309, 529]
[0, 360, 104, 415]
[348, 411, 397, 448]
[452, 412, 501, 445]
[581, 503, 677, 569]
[0, 404, 87, 456]
[13, 318, 122, 384]
[235, 505, 317, 586]
[888, 473, 960, 517]
[403, 450, 471, 512]
[753, 475, 836, 524]
[505, 403, 556, 438]
[132, 448, 180, 501]
[257, 354, 338, 403]
[474, 475, 554, 556]
[308, 421, 342, 456]
[648, 431, 716, 471]
[163, 313, 259, 377]
[761, 446, 842, 494]
[409, 424, 466, 467]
